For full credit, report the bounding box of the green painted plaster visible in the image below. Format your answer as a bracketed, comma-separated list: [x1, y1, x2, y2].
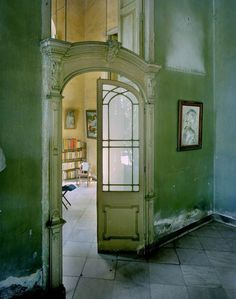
[153, 0, 214, 238]
[214, 0, 236, 218]
[0, 1, 42, 282]
[0, 0, 235, 295]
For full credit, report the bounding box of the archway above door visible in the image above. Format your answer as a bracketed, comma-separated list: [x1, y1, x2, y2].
[40, 38, 161, 288]
[41, 39, 160, 98]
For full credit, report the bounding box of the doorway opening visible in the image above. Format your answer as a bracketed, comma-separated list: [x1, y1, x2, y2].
[61, 71, 144, 293]
[41, 34, 160, 289]
[61, 71, 101, 293]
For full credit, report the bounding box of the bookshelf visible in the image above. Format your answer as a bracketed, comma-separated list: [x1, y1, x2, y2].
[62, 138, 86, 181]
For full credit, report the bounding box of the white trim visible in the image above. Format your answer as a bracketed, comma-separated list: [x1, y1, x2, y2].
[144, 0, 155, 63]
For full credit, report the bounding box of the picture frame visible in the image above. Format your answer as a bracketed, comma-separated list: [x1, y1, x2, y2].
[177, 100, 203, 151]
[65, 109, 77, 129]
[86, 110, 97, 139]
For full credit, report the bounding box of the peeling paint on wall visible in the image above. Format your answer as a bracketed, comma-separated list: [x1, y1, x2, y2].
[0, 269, 42, 296]
[154, 209, 211, 238]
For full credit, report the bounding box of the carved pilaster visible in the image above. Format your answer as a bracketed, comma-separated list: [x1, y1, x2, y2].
[49, 59, 61, 91]
[145, 103, 155, 197]
[47, 209, 66, 288]
[144, 72, 158, 197]
[145, 72, 157, 104]
[43, 93, 65, 289]
[144, 72, 158, 246]
[40, 39, 70, 289]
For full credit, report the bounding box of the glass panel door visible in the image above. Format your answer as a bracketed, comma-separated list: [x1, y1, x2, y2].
[97, 79, 144, 252]
[102, 84, 139, 192]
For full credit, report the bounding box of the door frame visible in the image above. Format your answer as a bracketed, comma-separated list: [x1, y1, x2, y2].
[40, 38, 160, 289]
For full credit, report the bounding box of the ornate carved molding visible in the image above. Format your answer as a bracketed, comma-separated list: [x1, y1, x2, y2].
[41, 40, 161, 97]
[145, 73, 158, 104]
[50, 59, 61, 91]
[41, 38, 162, 289]
[41, 39, 71, 96]
[51, 40, 161, 93]
[106, 39, 121, 62]
[40, 38, 71, 58]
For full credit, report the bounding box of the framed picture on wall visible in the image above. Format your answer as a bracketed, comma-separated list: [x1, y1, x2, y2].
[177, 100, 203, 151]
[86, 110, 97, 139]
[65, 109, 77, 129]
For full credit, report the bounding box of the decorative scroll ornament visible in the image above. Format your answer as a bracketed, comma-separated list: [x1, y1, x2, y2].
[49, 58, 61, 92]
[106, 40, 121, 62]
[145, 73, 157, 102]
[41, 52, 62, 96]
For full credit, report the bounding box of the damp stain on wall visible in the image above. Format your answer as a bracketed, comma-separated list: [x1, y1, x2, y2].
[0, 269, 42, 297]
[166, 9, 205, 74]
[154, 208, 211, 238]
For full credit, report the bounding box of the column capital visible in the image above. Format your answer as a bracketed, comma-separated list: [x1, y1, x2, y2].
[41, 38, 71, 96]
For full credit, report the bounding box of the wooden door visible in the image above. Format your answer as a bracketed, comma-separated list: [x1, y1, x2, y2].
[97, 79, 145, 252]
[118, 0, 143, 56]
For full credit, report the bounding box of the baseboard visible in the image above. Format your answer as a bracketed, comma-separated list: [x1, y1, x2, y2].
[213, 213, 236, 227]
[142, 212, 236, 255]
[142, 214, 213, 255]
[6, 284, 66, 299]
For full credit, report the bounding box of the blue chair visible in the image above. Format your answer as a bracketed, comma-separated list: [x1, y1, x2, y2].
[62, 184, 76, 209]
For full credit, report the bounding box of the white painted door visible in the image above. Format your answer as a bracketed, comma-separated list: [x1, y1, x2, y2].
[97, 79, 145, 252]
[118, 0, 143, 56]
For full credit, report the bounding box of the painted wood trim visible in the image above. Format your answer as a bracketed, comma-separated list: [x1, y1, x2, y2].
[41, 39, 161, 288]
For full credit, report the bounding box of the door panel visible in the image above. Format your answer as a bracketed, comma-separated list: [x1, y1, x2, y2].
[118, 0, 143, 56]
[97, 79, 144, 251]
[103, 205, 139, 240]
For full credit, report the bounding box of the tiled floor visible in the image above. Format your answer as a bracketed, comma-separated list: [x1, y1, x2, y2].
[62, 183, 236, 299]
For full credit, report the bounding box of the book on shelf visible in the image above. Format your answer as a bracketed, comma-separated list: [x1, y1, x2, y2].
[62, 161, 81, 170]
[62, 138, 86, 181]
[62, 138, 86, 151]
[62, 169, 80, 180]
[62, 151, 85, 161]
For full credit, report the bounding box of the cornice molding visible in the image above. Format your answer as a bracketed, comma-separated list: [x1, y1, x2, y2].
[40, 38, 71, 58]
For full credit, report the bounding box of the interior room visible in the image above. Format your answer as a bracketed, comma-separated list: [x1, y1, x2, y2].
[61, 72, 100, 185]
[1, 0, 236, 299]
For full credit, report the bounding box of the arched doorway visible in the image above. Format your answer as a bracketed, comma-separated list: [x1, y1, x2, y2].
[40, 39, 160, 288]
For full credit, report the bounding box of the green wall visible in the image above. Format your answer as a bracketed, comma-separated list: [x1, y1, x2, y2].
[0, 1, 42, 284]
[0, 0, 235, 293]
[154, 0, 214, 238]
[214, 0, 236, 218]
